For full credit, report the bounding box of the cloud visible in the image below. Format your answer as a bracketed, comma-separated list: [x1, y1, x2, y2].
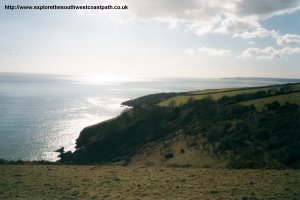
[215, 17, 259, 35]
[184, 48, 195, 55]
[125, 0, 231, 21]
[234, 27, 278, 39]
[238, 46, 300, 59]
[184, 47, 231, 56]
[277, 34, 300, 45]
[235, 0, 300, 18]
[126, 0, 300, 20]
[125, 0, 300, 39]
[187, 16, 222, 36]
[197, 47, 231, 56]
[214, 17, 278, 39]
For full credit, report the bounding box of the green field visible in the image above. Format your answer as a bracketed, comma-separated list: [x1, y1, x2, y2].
[241, 92, 300, 110]
[0, 165, 299, 199]
[159, 83, 300, 107]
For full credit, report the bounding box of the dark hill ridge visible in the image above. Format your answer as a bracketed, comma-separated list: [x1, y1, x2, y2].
[59, 83, 300, 169]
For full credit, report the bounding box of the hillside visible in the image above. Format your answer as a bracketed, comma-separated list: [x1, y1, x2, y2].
[59, 83, 300, 169]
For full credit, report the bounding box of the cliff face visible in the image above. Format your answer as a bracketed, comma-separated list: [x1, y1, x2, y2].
[59, 83, 300, 169]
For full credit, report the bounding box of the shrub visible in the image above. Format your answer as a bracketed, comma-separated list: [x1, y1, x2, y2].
[164, 153, 174, 159]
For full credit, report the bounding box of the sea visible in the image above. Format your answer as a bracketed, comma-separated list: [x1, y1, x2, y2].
[0, 73, 298, 161]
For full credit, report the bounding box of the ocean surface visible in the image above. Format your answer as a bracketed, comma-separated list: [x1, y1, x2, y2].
[0, 73, 297, 161]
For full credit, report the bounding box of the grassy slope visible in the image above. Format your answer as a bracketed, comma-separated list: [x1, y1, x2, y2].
[241, 91, 300, 110]
[129, 134, 227, 168]
[1, 165, 299, 200]
[159, 83, 300, 107]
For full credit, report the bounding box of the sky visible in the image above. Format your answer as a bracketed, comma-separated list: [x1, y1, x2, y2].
[1, 0, 300, 78]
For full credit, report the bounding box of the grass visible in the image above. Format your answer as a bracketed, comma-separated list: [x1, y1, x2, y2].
[159, 83, 300, 107]
[190, 88, 237, 95]
[240, 92, 300, 110]
[0, 165, 299, 199]
[159, 87, 277, 107]
[129, 134, 227, 168]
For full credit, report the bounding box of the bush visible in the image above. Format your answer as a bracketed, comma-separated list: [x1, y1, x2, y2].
[164, 153, 174, 159]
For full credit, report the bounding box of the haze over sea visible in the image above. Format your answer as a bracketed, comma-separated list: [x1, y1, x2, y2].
[0, 73, 297, 161]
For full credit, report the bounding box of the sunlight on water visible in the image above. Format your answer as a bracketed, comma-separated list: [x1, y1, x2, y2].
[60, 74, 145, 85]
[41, 96, 127, 161]
[0, 74, 134, 161]
[45, 114, 114, 161]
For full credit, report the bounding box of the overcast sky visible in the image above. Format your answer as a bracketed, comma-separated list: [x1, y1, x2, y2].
[1, 0, 300, 78]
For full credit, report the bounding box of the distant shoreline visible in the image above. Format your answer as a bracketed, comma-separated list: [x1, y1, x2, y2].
[222, 77, 300, 82]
